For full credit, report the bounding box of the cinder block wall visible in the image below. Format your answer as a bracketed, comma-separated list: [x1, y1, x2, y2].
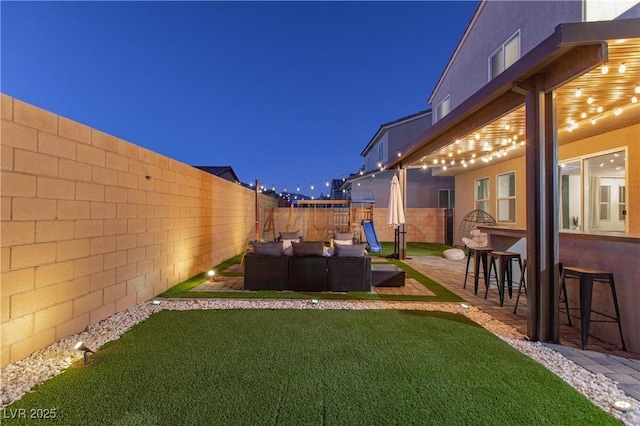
[1, 94, 274, 367]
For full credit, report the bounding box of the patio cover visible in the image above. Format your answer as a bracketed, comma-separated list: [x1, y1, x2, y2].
[381, 19, 640, 343]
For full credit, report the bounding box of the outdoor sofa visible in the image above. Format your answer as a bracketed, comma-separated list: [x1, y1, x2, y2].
[244, 240, 371, 292]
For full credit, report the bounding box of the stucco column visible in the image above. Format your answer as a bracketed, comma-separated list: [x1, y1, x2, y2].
[524, 75, 561, 343]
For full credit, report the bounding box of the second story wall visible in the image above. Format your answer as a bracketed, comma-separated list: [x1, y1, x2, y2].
[430, 0, 582, 118]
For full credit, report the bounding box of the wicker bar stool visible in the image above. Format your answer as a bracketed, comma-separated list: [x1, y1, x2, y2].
[560, 266, 626, 351]
[486, 251, 523, 307]
[464, 247, 493, 295]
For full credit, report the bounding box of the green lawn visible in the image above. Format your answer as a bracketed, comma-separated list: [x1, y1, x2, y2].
[159, 242, 463, 302]
[2, 310, 615, 425]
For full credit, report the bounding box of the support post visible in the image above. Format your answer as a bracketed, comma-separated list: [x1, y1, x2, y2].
[524, 75, 560, 343]
[398, 167, 407, 260]
[255, 179, 260, 242]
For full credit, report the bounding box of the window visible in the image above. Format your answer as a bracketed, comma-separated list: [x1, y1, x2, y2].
[435, 96, 450, 122]
[489, 31, 520, 80]
[618, 186, 626, 221]
[559, 149, 626, 232]
[497, 172, 516, 222]
[475, 178, 489, 213]
[377, 140, 385, 164]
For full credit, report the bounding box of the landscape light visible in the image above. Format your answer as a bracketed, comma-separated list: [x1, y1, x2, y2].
[74, 341, 94, 364]
[207, 269, 215, 281]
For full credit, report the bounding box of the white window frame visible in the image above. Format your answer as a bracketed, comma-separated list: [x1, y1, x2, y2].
[435, 95, 450, 122]
[475, 177, 490, 213]
[488, 30, 521, 81]
[496, 172, 516, 223]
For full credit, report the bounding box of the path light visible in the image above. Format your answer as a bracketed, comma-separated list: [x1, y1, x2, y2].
[207, 269, 216, 281]
[74, 341, 94, 364]
[460, 303, 470, 309]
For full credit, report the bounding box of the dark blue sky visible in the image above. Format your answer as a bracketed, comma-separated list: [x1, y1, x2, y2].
[2, 1, 478, 197]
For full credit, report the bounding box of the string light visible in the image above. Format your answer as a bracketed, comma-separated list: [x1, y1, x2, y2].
[575, 88, 582, 97]
[587, 96, 594, 104]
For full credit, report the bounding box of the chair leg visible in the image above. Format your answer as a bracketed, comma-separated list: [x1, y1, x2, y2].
[485, 257, 496, 299]
[463, 250, 472, 290]
[560, 270, 572, 327]
[513, 261, 527, 314]
[608, 275, 627, 351]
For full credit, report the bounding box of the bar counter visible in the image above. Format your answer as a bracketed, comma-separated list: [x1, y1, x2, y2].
[477, 225, 640, 352]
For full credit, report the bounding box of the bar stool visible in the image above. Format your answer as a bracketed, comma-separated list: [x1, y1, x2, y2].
[513, 259, 527, 314]
[463, 247, 493, 295]
[560, 266, 626, 351]
[486, 251, 523, 307]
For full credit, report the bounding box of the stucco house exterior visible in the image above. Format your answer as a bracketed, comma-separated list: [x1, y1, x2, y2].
[348, 109, 454, 210]
[385, 0, 640, 350]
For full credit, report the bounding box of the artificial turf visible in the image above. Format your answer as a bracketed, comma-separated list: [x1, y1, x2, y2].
[2, 310, 616, 425]
[159, 242, 463, 302]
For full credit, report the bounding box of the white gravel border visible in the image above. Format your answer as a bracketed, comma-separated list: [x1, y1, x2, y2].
[2, 298, 639, 425]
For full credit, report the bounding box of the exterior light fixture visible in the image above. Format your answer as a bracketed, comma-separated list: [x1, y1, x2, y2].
[433, 159, 438, 165]
[74, 341, 94, 364]
[601, 64, 609, 74]
[615, 107, 622, 116]
[422, 164, 427, 170]
[618, 63, 626, 73]
[575, 88, 582, 97]
[397, 151, 401, 157]
[635, 85, 640, 94]
[207, 269, 216, 281]
[325, 181, 329, 187]
[310, 183, 314, 190]
[632, 96, 638, 104]
[581, 112, 587, 119]
[597, 106, 603, 113]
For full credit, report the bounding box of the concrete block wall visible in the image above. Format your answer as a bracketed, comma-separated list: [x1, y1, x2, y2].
[1, 94, 265, 367]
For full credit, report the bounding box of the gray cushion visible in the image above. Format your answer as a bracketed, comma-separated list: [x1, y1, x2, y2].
[291, 241, 325, 257]
[334, 243, 367, 257]
[280, 230, 301, 239]
[251, 241, 284, 256]
[333, 232, 353, 240]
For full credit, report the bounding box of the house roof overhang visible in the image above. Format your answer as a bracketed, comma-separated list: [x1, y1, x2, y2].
[385, 18, 640, 173]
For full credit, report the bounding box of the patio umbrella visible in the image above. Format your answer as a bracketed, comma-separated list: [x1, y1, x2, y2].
[388, 174, 406, 259]
[388, 174, 406, 228]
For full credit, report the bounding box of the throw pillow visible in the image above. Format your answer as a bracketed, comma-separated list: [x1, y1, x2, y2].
[334, 238, 353, 246]
[334, 243, 367, 257]
[291, 241, 325, 257]
[281, 238, 300, 250]
[333, 232, 353, 241]
[280, 230, 301, 240]
[251, 241, 283, 256]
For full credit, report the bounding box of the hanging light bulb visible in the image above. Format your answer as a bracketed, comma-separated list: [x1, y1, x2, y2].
[422, 164, 427, 170]
[635, 86, 640, 94]
[575, 88, 582, 97]
[601, 64, 609, 74]
[397, 151, 401, 157]
[597, 106, 603, 113]
[475, 133, 480, 140]
[581, 112, 587, 119]
[632, 96, 638, 104]
[310, 183, 314, 190]
[614, 107, 622, 116]
[618, 63, 626, 73]
[433, 159, 438, 165]
[325, 181, 329, 187]
[587, 96, 594, 104]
